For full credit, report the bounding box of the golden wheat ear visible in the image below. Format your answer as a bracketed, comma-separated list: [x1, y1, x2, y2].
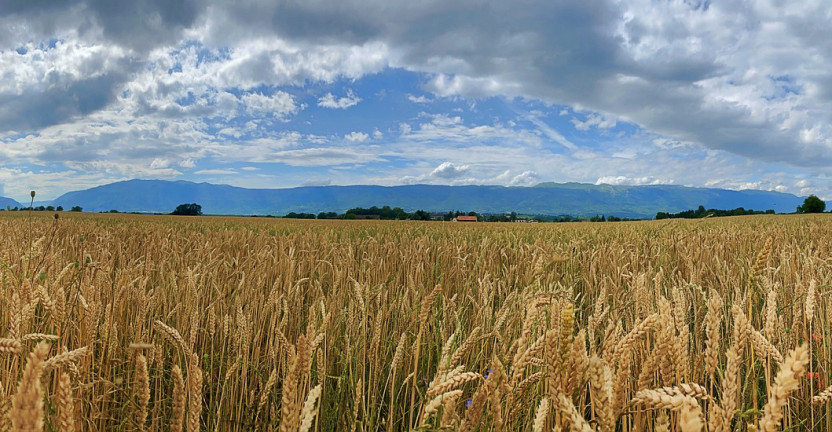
[758, 344, 809, 432]
[10, 342, 50, 432]
[171, 365, 186, 432]
[55, 371, 75, 432]
[134, 353, 150, 431]
[299, 384, 323, 432]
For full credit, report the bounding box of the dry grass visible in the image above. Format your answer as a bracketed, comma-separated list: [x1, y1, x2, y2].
[2, 211, 832, 430]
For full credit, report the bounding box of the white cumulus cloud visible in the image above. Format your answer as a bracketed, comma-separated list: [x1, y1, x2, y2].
[430, 162, 470, 179]
[595, 176, 672, 186]
[345, 131, 369, 142]
[318, 90, 362, 109]
[242, 91, 298, 119]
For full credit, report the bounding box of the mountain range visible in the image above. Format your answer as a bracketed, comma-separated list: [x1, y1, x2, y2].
[0, 179, 803, 219]
[0, 196, 20, 209]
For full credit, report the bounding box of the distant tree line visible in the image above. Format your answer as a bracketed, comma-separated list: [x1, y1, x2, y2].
[286, 206, 467, 221]
[485, 212, 518, 222]
[345, 205, 410, 220]
[587, 215, 641, 222]
[281, 207, 556, 222]
[281, 207, 510, 221]
[656, 205, 775, 220]
[2, 205, 83, 212]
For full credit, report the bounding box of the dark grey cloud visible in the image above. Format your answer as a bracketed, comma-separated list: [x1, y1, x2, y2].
[208, 0, 623, 93]
[0, 0, 204, 51]
[270, 2, 384, 44]
[0, 41, 143, 132]
[0, 73, 122, 131]
[37, 136, 106, 163]
[88, 0, 203, 50]
[0, 0, 75, 13]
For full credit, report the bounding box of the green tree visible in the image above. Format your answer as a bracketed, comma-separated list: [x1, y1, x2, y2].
[171, 203, 203, 216]
[413, 210, 431, 220]
[797, 195, 825, 213]
[70, 206, 82, 212]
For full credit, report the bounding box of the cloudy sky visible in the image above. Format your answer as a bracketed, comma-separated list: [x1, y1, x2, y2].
[0, 0, 830, 200]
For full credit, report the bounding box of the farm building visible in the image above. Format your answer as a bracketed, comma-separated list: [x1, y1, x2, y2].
[453, 215, 478, 222]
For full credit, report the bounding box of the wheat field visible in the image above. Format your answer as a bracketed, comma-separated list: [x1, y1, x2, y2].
[1, 211, 832, 431]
